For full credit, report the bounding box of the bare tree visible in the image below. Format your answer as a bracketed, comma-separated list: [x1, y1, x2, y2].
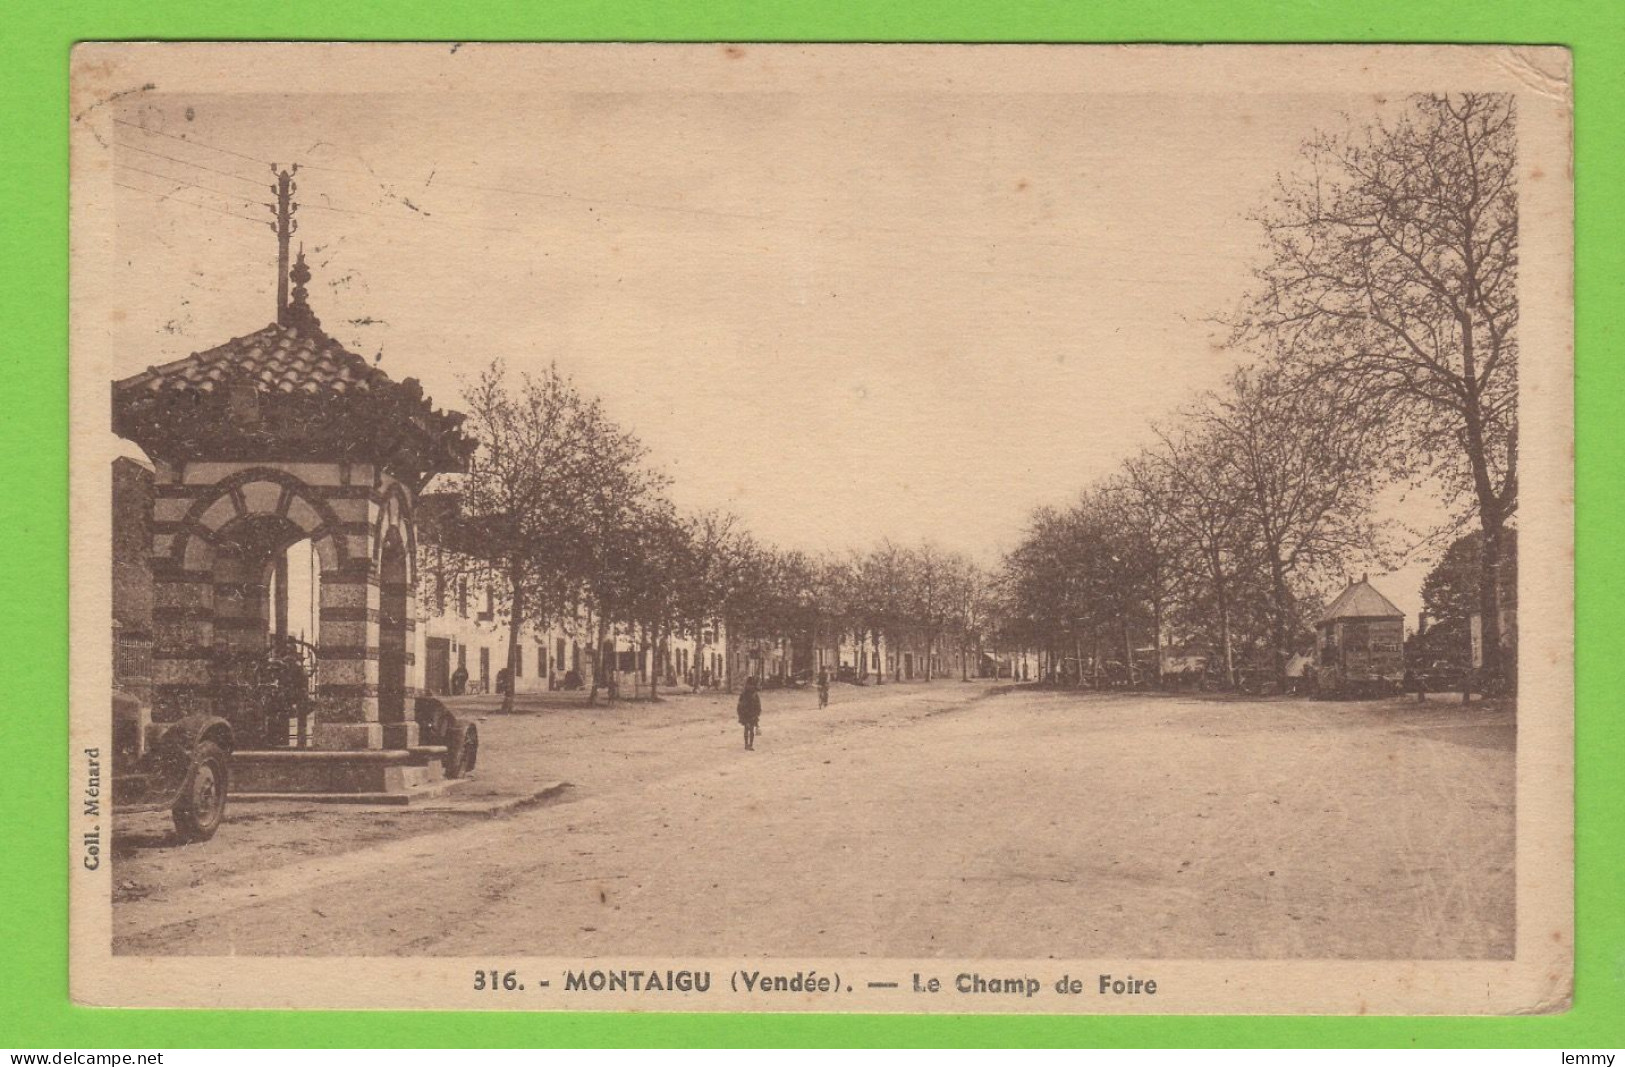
[620, 501, 692, 701]
[1125, 430, 1256, 688]
[856, 541, 910, 685]
[1239, 92, 1518, 682]
[1001, 506, 1088, 685]
[458, 361, 651, 714]
[945, 555, 990, 682]
[1191, 366, 1388, 682]
[582, 491, 670, 705]
[677, 509, 744, 692]
[906, 542, 957, 681]
[1100, 472, 1181, 685]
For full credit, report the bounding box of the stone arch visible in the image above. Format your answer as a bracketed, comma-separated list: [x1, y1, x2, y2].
[173, 466, 348, 573]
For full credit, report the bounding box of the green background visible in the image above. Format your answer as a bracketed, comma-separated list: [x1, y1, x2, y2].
[2, 0, 1619, 1049]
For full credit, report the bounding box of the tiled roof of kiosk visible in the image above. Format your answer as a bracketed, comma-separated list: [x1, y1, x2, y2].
[115, 322, 388, 399]
[1316, 579, 1405, 624]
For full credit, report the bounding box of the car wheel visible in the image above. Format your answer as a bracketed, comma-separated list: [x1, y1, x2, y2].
[173, 741, 228, 842]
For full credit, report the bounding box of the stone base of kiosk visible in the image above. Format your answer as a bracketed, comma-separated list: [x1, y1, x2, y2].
[230, 747, 451, 802]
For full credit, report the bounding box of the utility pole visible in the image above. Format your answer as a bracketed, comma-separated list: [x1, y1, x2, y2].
[269, 164, 299, 324]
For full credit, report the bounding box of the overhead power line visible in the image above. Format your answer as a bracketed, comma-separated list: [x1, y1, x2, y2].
[114, 181, 273, 228]
[113, 118, 273, 167]
[115, 161, 271, 212]
[297, 197, 521, 234]
[115, 139, 266, 187]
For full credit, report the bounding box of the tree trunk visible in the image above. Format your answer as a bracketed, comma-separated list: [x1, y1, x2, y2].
[1458, 315, 1507, 687]
[1153, 593, 1165, 687]
[1269, 551, 1291, 685]
[723, 618, 735, 692]
[502, 571, 523, 715]
[873, 631, 884, 685]
[588, 610, 609, 706]
[1211, 549, 1236, 688]
[1123, 620, 1134, 687]
[691, 618, 705, 693]
[650, 622, 663, 701]
[1478, 514, 1508, 688]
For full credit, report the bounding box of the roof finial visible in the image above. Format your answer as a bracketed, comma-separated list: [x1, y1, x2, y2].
[284, 245, 323, 336]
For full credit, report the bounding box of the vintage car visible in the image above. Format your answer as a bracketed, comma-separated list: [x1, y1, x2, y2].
[414, 695, 480, 779]
[112, 689, 235, 842]
[1414, 659, 1467, 693]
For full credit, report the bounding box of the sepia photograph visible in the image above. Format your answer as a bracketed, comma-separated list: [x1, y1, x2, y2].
[67, 43, 1573, 1014]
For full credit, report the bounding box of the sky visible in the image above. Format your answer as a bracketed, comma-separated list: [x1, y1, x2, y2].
[105, 87, 1443, 618]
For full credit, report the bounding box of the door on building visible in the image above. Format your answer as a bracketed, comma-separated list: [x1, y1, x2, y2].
[425, 637, 451, 695]
[479, 646, 491, 694]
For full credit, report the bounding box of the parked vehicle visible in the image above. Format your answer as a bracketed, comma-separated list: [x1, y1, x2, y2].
[1416, 660, 1466, 692]
[413, 696, 480, 778]
[112, 690, 234, 842]
[1236, 670, 1282, 696]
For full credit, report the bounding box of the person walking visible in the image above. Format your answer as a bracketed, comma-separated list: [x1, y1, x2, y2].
[736, 676, 763, 750]
[816, 667, 830, 709]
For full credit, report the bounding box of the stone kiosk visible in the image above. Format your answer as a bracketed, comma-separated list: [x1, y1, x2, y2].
[112, 256, 474, 798]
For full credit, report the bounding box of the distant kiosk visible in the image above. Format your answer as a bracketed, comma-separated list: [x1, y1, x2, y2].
[1313, 576, 1406, 698]
[111, 249, 475, 798]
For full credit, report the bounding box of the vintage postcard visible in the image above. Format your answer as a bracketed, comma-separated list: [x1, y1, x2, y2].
[68, 43, 1573, 1013]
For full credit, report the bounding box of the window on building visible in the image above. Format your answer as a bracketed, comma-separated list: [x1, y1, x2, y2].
[457, 576, 468, 618]
[557, 637, 567, 674]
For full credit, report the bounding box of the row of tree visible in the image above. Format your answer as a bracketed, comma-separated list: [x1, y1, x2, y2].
[444, 362, 1002, 712]
[1000, 364, 1388, 687]
[1000, 92, 1519, 688]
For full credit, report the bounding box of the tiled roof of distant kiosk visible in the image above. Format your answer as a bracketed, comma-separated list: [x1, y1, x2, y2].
[1316, 578, 1405, 624]
[112, 265, 472, 480]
